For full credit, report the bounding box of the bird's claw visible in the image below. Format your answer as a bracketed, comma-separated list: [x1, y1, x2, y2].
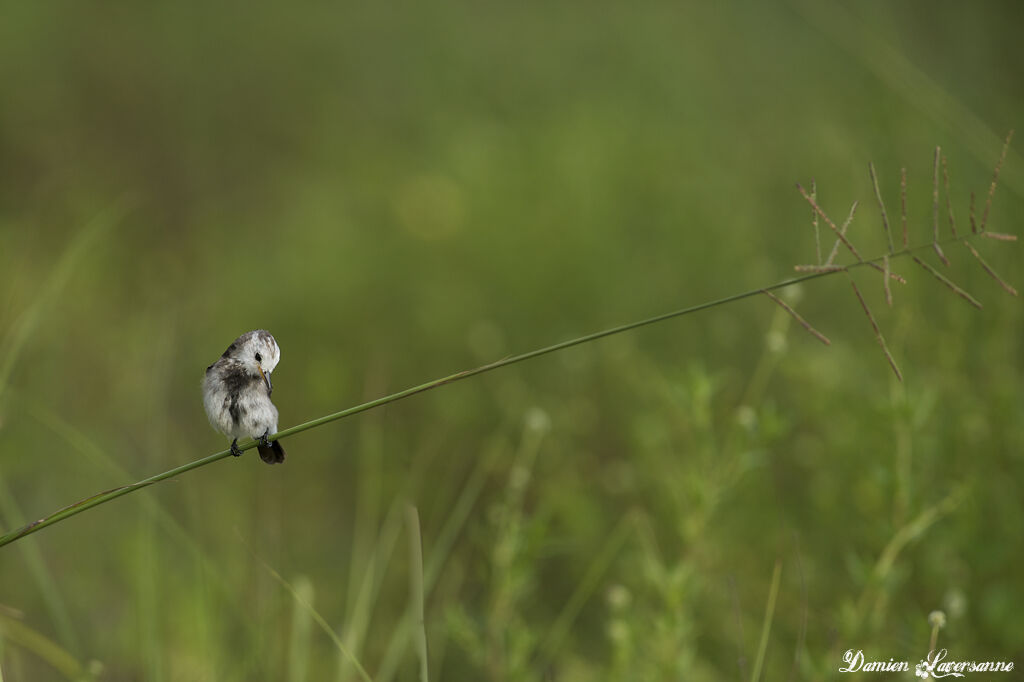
[258, 429, 272, 448]
[230, 439, 243, 457]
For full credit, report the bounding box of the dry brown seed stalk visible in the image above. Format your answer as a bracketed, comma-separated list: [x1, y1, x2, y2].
[929, 148, 950, 265]
[811, 179, 821, 264]
[867, 261, 907, 284]
[826, 201, 859, 265]
[849, 278, 902, 381]
[869, 162, 895, 253]
[981, 130, 1014, 232]
[797, 184, 864, 262]
[963, 241, 1018, 296]
[794, 264, 846, 273]
[806, 256, 903, 281]
[761, 290, 831, 346]
[900, 167, 908, 247]
[911, 256, 983, 309]
[932, 147, 941, 241]
[980, 232, 1018, 242]
[942, 156, 957, 239]
[883, 255, 893, 306]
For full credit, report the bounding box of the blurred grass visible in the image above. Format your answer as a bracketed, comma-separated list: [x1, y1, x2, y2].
[2, 1, 1023, 679]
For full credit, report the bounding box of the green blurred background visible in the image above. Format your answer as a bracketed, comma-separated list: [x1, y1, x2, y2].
[1, 1, 1022, 680]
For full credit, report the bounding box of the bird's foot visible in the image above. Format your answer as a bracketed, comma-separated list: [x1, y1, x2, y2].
[258, 429, 272, 448]
[230, 439, 243, 457]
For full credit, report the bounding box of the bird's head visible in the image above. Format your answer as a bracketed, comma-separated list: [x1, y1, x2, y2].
[224, 329, 281, 392]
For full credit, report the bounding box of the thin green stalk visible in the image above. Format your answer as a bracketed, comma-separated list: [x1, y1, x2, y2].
[286, 576, 314, 682]
[261, 561, 374, 682]
[855, 486, 966, 626]
[374, 438, 506, 681]
[0, 199, 133, 399]
[0, 238, 999, 549]
[750, 560, 783, 682]
[0, 614, 89, 680]
[0, 477, 80, 655]
[535, 511, 637, 670]
[405, 505, 429, 682]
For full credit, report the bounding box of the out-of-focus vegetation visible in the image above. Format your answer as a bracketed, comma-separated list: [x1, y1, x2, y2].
[1, 2, 1022, 680]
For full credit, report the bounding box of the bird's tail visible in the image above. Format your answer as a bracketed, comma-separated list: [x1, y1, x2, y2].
[258, 439, 286, 464]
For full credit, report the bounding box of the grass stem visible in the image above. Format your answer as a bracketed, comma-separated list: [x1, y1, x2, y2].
[0, 233, 1010, 549]
[750, 559, 782, 682]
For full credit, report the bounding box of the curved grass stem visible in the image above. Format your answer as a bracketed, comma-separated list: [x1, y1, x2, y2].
[0, 236, 1010, 549]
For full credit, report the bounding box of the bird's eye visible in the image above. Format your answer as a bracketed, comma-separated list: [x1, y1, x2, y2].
[255, 353, 263, 363]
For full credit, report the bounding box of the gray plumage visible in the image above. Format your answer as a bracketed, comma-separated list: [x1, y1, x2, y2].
[203, 330, 286, 464]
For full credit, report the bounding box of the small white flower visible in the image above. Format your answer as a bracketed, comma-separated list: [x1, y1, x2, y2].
[735, 405, 757, 431]
[525, 407, 551, 435]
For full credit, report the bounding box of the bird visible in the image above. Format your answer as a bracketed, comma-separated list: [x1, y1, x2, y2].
[203, 330, 286, 464]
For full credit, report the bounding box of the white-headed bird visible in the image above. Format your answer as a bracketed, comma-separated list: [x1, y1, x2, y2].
[203, 330, 286, 464]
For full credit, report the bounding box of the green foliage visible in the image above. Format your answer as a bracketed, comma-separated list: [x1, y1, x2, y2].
[1, 1, 1022, 679]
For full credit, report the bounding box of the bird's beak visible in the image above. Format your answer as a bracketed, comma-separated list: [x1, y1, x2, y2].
[258, 365, 272, 394]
